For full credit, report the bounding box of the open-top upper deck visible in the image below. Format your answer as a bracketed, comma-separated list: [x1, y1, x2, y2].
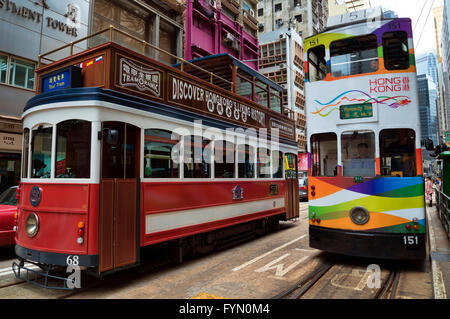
[29, 26, 296, 141]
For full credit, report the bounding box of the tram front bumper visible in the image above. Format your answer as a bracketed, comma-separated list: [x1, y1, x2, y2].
[15, 244, 98, 267]
[309, 226, 426, 260]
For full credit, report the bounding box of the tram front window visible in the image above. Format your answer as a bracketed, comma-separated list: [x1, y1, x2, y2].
[341, 131, 375, 177]
[310, 133, 337, 177]
[308, 45, 326, 82]
[31, 125, 52, 178]
[330, 35, 378, 77]
[55, 120, 91, 178]
[380, 129, 416, 177]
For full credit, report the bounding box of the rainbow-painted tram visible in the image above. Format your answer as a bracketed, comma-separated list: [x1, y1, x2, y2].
[12, 27, 299, 287]
[305, 10, 426, 259]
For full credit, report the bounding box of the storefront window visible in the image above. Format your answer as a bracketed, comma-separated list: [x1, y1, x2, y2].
[31, 125, 52, 178]
[0, 54, 7, 83]
[9, 57, 35, 89]
[55, 120, 91, 178]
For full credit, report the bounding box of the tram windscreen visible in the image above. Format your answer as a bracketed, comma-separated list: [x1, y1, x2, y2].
[330, 35, 378, 77]
[55, 120, 91, 178]
[341, 131, 375, 177]
[379, 129, 416, 177]
[310, 133, 338, 177]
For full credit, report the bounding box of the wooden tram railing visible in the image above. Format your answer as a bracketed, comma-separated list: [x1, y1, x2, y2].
[38, 25, 234, 90]
[34, 25, 296, 141]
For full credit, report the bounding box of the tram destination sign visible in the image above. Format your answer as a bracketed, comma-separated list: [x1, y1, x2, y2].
[340, 103, 373, 120]
[41, 65, 81, 93]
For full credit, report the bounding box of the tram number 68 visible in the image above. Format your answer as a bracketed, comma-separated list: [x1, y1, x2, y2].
[403, 235, 418, 245]
[66, 255, 80, 266]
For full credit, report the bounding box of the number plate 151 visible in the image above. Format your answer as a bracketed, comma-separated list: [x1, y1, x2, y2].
[403, 235, 418, 245]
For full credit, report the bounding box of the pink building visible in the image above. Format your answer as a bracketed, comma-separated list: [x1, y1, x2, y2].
[185, 0, 259, 70]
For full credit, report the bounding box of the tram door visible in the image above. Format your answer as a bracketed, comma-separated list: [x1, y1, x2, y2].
[285, 153, 299, 219]
[99, 121, 140, 274]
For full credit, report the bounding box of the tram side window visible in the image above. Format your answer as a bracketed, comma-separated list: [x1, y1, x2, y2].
[214, 141, 235, 178]
[272, 150, 283, 178]
[380, 129, 416, 177]
[31, 125, 52, 178]
[144, 129, 179, 178]
[308, 45, 327, 82]
[330, 35, 378, 77]
[55, 120, 91, 178]
[341, 131, 375, 177]
[237, 144, 255, 178]
[22, 128, 29, 178]
[257, 148, 271, 178]
[183, 135, 211, 178]
[382, 31, 410, 70]
[310, 133, 338, 177]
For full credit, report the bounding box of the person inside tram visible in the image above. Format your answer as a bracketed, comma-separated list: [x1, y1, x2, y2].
[369, 59, 379, 72]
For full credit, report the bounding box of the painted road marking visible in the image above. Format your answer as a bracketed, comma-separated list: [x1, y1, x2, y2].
[255, 254, 309, 277]
[232, 234, 307, 272]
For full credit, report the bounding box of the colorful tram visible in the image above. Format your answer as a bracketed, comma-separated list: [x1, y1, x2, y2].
[12, 28, 299, 286]
[304, 11, 426, 259]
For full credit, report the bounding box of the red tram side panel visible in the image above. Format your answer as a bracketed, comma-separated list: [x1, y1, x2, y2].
[141, 180, 287, 246]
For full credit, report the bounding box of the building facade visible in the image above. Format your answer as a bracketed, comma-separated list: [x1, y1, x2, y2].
[418, 74, 439, 146]
[184, 0, 259, 70]
[0, 0, 187, 193]
[0, 0, 90, 193]
[258, 28, 306, 153]
[442, 0, 450, 128]
[256, 0, 328, 39]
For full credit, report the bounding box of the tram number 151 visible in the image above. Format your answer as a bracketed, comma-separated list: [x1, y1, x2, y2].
[403, 235, 419, 245]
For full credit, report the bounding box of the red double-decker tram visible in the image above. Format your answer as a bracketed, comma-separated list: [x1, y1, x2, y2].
[13, 27, 298, 287]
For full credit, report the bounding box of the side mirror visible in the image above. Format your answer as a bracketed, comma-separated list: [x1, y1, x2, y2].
[105, 129, 119, 145]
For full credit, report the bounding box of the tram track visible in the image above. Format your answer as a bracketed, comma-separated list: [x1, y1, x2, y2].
[373, 269, 400, 299]
[273, 256, 337, 299]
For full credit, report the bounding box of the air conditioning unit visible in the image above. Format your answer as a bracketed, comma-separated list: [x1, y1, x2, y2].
[224, 32, 234, 44]
[249, 9, 255, 17]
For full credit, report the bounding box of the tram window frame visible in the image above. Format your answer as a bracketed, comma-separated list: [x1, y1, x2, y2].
[143, 129, 180, 179]
[310, 133, 338, 177]
[257, 147, 271, 178]
[55, 120, 92, 179]
[30, 124, 53, 179]
[272, 150, 284, 178]
[22, 128, 30, 178]
[341, 130, 376, 177]
[237, 144, 256, 178]
[382, 31, 410, 70]
[379, 129, 416, 177]
[330, 34, 379, 77]
[214, 140, 235, 178]
[307, 45, 326, 82]
[183, 135, 211, 179]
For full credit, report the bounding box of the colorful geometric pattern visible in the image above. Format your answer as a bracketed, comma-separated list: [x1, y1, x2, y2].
[309, 176, 426, 233]
[311, 90, 412, 117]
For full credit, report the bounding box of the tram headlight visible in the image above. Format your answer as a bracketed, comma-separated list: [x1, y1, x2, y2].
[25, 213, 39, 238]
[349, 206, 370, 225]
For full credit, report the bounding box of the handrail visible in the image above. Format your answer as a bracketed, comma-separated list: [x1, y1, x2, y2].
[38, 25, 233, 89]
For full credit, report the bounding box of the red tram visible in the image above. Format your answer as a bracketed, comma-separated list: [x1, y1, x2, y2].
[12, 27, 299, 287]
